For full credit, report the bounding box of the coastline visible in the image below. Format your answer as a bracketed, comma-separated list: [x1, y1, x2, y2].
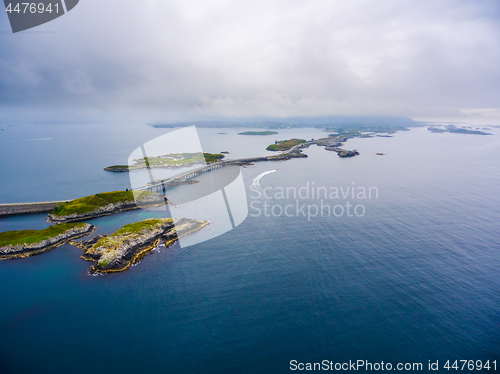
[47, 192, 165, 223]
[0, 224, 96, 260]
[75, 218, 209, 274]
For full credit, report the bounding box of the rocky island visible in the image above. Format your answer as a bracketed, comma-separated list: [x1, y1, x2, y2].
[75, 218, 208, 274]
[0, 223, 95, 260]
[48, 191, 164, 223]
[326, 147, 360, 157]
[265, 136, 360, 158]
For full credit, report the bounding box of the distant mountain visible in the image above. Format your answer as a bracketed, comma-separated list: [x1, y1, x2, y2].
[150, 116, 418, 129]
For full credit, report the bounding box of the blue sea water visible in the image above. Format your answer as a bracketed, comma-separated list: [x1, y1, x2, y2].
[0, 124, 499, 373]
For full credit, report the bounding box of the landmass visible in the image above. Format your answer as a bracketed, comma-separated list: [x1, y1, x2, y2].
[265, 135, 360, 158]
[266, 139, 308, 151]
[428, 125, 492, 135]
[238, 131, 278, 135]
[105, 153, 225, 172]
[0, 223, 95, 260]
[104, 165, 130, 172]
[203, 153, 225, 163]
[75, 218, 208, 274]
[325, 148, 360, 158]
[48, 191, 164, 223]
[221, 151, 230, 154]
[104, 153, 204, 172]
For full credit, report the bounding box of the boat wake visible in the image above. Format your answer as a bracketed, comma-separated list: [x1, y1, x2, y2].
[252, 169, 278, 190]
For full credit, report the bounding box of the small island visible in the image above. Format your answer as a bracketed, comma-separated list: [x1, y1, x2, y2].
[203, 153, 225, 163]
[48, 191, 164, 223]
[326, 148, 360, 158]
[76, 218, 208, 274]
[238, 131, 278, 136]
[105, 153, 225, 172]
[266, 138, 307, 151]
[0, 223, 95, 260]
[104, 165, 129, 172]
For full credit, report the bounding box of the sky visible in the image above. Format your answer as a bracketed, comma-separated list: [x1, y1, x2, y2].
[0, 0, 499, 125]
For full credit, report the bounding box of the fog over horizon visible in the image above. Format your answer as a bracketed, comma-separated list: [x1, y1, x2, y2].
[0, 0, 499, 125]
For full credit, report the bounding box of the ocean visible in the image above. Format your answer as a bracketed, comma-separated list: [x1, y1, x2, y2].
[0, 124, 499, 373]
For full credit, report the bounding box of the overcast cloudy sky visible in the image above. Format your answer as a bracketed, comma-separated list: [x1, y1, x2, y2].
[0, 0, 499, 124]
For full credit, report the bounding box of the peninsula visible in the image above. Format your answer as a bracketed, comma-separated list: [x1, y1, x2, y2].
[0, 223, 95, 260]
[75, 218, 208, 274]
[48, 191, 164, 223]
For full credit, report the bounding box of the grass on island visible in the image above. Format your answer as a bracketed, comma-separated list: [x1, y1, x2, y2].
[104, 165, 129, 171]
[0, 223, 87, 247]
[106, 152, 225, 170]
[266, 138, 307, 151]
[238, 131, 278, 135]
[50, 191, 153, 217]
[328, 130, 362, 137]
[93, 218, 171, 249]
[134, 153, 205, 168]
[203, 153, 225, 163]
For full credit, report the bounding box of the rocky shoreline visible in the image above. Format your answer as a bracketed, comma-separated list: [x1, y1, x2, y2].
[325, 147, 360, 157]
[48, 200, 141, 223]
[48, 193, 164, 223]
[73, 218, 208, 274]
[0, 223, 95, 260]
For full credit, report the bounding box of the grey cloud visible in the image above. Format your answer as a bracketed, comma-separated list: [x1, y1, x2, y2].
[0, 0, 499, 124]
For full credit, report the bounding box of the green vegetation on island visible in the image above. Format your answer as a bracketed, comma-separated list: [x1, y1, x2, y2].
[203, 153, 225, 163]
[266, 138, 307, 151]
[0, 222, 88, 247]
[78, 218, 209, 273]
[238, 131, 278, 135]
[104, 165, 129, 172]
[0, 223, 95, 260]
[105, 152, 225, 172]
[48, 191, 163, 222]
